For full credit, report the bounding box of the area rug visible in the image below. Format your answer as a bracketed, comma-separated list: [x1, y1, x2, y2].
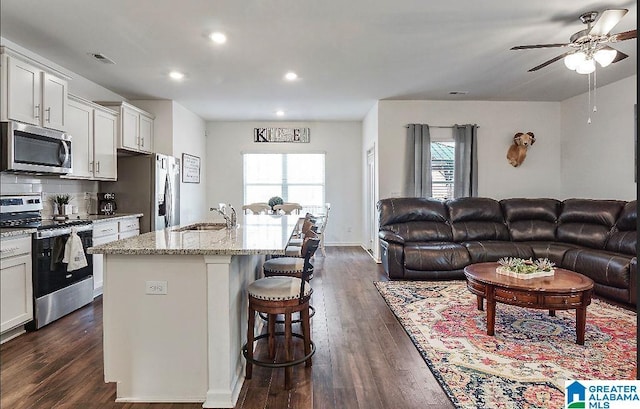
[374, 280, 637, 409]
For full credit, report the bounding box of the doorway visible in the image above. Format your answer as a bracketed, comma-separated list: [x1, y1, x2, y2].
[366, 146, 377, 260]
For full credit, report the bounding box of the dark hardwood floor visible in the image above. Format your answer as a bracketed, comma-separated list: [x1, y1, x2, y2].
[0, 247, 454, 409]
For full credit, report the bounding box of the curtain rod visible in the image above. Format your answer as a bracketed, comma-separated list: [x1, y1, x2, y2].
[404, 125, 479, 129]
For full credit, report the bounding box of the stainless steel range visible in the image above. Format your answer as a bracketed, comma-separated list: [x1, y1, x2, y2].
[0, 194, 94, 330]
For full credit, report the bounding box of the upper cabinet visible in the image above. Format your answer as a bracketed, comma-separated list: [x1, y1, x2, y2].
[97, 101, 154, 154]
[0, 53, 68, 131]
[64, 95, 117, 180]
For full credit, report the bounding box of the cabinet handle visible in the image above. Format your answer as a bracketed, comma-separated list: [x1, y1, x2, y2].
[141, 137, 144, 147]
[90, 161, 94, 172]
[97, 161, 100, 173]
[35, 104, 40, 119]
[45, 107, 51, 123]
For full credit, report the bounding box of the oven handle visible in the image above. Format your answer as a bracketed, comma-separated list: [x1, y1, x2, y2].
[36, 225, 93, 239]
[58, 140, 70, 166]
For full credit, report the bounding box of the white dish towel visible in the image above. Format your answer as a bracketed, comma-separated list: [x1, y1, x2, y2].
[63, 229, 88, 271]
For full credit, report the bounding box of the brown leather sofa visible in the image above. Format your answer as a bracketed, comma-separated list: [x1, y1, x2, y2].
[378, 197, 637, 306]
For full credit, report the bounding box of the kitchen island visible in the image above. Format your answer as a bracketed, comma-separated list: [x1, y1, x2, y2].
[88, 215, 300, 408]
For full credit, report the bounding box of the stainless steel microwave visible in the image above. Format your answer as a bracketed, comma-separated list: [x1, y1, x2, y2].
[1, 121, 72, 174]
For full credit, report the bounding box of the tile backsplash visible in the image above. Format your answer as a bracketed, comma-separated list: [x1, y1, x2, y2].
[1, 173, 99, 219]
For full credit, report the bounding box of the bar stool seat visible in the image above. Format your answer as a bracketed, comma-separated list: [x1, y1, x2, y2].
[264, 257, 314, 279]
[243, 238, 319, 389]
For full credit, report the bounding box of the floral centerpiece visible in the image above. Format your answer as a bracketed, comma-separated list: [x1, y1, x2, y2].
[496, 257, 555, 279]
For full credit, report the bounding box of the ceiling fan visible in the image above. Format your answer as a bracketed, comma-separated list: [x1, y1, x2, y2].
[511, 9, 637, 72]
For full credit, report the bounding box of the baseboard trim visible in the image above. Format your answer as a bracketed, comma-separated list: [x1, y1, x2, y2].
[360, 244, 381, 263]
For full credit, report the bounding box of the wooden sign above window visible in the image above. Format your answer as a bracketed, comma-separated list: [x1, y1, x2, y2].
[254, 127, 310, 143]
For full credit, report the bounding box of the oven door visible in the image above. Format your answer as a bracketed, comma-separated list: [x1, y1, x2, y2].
[1, 121, 72, 174]
[32, 230, 93, 298]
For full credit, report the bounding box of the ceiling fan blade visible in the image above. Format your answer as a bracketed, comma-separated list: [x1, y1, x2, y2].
[589, 9, 628, 36]
[528, 52, 570, 72]
[611, 49, 629, 64]
[611, 29, 637, 41]
[511, 43, 568, 50]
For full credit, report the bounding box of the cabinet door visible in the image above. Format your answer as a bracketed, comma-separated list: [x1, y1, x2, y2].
[94, 109, 117, 180]
[138, 114, 154, 153]
[121, 107, 139, 150]
[6, 56, 41, 125]
[0, 254, 33, 332]
[65, 98, 93, 178]
[42, 72, 67, 131]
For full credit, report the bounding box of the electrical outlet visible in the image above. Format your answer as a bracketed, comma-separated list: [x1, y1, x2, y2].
[145, 280, 168, 295]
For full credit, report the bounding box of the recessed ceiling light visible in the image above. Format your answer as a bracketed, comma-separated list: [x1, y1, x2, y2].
[169, 71, 185, 80]
[276, 110, 285, 117]
[210, 32, 227, 44]
[284, 72, 298, 81]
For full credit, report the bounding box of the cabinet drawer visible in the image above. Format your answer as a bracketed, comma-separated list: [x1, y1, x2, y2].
[93, 222, 118, 238]
[494, 288, 538, 304]
[543, 294, 583, 307]
[0, 237, 31, 260]
[119, 218, 140, 233]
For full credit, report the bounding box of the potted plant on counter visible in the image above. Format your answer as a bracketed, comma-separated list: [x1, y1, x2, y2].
[54, 194, 71, 217]
[268, 196, 283, 211]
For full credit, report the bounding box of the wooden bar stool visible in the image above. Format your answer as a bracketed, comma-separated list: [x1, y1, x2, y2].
[242, 237, 319, 389]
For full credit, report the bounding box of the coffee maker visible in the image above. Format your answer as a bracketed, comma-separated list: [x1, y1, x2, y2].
[97, 192, 117, 215]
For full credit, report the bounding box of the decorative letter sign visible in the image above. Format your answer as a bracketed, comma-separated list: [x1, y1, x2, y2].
[254, 127, 310, 143]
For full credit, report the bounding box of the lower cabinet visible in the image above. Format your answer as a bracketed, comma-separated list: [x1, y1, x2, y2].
[92, 217, 140, 296]
[0, 235, 33, 342]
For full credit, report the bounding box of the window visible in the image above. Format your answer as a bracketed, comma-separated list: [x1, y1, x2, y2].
[243, 153, 325, 210]
[431, 141, 455, 200]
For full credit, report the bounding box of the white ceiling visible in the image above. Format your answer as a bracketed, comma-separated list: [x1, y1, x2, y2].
[0, 0, 636, 121]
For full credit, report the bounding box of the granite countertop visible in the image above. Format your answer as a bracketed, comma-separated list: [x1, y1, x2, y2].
[0, 227, 37, 238]
[88, 215, 302, 256]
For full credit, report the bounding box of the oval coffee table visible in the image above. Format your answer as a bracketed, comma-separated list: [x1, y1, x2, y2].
[464, 262, 594, 345]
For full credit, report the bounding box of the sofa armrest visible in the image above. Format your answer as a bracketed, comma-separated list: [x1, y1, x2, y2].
[379, 239, 406, 279]
[629, 257, 637, 306]
[378, 230, 405, 244]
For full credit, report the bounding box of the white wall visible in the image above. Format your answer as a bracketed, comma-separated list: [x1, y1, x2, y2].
[376, 100, 563, 201]
[560, 75, 637, 200]
[173, 102, 207, 224]
[206, 121, 363, 246]
[131, 100, 208, 224]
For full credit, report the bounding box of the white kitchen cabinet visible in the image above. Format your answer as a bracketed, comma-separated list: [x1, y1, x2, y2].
[0, 235, 33, 339]
[96, 101, 155, 154]
[92, 217, 140, 296]
[0, 53, 68, 131]
[65, 95, 117, 180]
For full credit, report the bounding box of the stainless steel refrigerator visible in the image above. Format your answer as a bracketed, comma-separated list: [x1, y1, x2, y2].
[102, 153, 180, 233]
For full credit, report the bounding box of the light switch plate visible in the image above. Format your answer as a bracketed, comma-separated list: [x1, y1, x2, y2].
[145, 280, 168, 295]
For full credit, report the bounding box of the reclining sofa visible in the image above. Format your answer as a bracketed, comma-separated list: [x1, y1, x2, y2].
[377, 197, 637, 306]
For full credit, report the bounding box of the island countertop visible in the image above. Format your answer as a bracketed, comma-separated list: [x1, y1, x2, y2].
[88, 214, 300, 256]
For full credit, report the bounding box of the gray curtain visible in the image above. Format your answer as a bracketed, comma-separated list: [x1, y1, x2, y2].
[453, 124, 478, 198]
[404, 124, 432, 197]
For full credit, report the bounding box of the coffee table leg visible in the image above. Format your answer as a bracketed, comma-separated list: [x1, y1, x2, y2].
[476, 295, 484, 311]
[549, 310, 556, 317]
[486, 302, 495, 336]
[576, 307, 587, 345]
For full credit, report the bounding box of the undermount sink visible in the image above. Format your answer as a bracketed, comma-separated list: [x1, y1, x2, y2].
[173, 223, 227, 232]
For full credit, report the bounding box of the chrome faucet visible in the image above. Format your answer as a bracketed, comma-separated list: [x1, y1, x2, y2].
[210, 204, 237, 229]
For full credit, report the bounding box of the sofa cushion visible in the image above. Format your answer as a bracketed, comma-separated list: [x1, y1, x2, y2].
[378, 197, 449, 226]
[404, 242, 470, 271]
[557, 199, 625, 249]
[605, 200, 637, 256]
[500, 198, 561, 241]
[562, 249, 632, 289]
[527, 241, 581, 265]
[462, 241, 534, 264]
[447, 197, 509, 241]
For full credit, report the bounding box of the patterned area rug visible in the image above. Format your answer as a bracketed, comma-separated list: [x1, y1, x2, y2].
[374, 281, 637, 409]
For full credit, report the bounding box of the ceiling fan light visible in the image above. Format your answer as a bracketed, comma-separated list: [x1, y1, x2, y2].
[594, 48, 617, 67]
[564, 52, 586, 70]
[576, 58, 596, 74]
